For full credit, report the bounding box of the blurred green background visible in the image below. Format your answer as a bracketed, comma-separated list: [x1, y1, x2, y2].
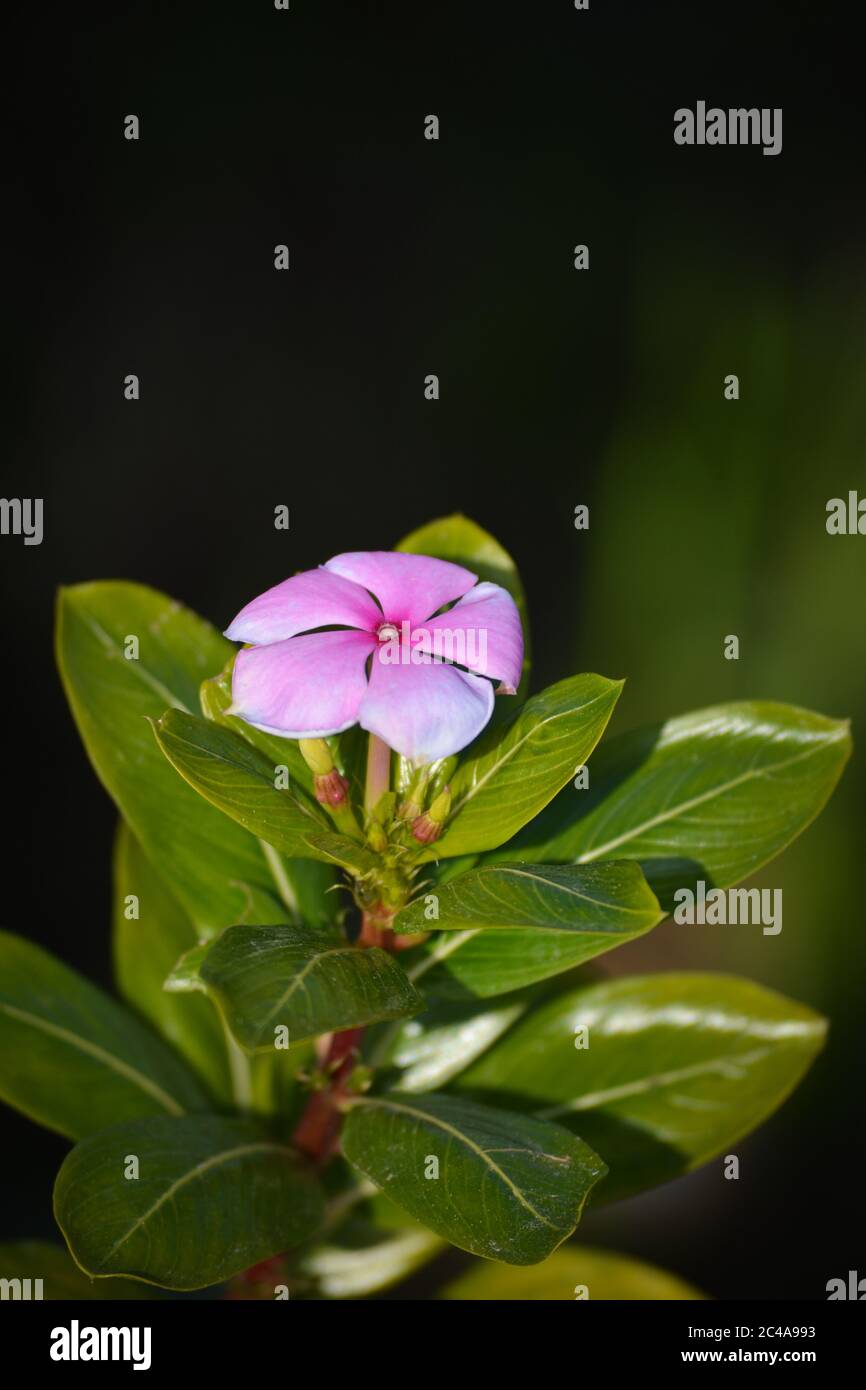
[568, 242, 866, 1295]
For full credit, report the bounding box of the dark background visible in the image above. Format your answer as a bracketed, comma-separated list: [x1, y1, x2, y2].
[3, 0, 864, 1298]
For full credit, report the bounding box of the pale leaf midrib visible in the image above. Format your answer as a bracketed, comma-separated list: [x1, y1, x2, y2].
[406, 930, 480, 981]
[96, 1140, 286, 1268]
[0, 1002, 186, 1116]
[474, 865, 654, 921]
[163, 724, 324, 826]
[73, 608, 195, 715]
[350, 1095, 561, 1230]
[577, 736, 843, 863]
[448, 685, 614, 821]
[253, 946, 356, 1033]
[534, 1042, 818, 1119]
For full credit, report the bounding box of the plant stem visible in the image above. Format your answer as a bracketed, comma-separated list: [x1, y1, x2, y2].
[292, 1026, 365, 1164]
[221, 1017, 254, 1112]
[292, 736, 396, 1162]
[358, 906, 391, 947]
[364, 733, 391, 816]
[326, 798, 364, 841]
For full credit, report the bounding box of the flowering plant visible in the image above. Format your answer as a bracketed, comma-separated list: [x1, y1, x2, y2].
[0, 515, 851, 1299]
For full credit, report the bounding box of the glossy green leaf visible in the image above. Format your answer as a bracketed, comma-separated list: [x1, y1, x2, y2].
[397, 513, 531, 701]
[154, 710, 375, 875]
[113, 823, 232, 1104]
[0, 931, 210, 1139]
[455, 973, 827, 1202]
[493, 702, 852, 910]
[396, 862, 661, 1001]
[440, 1245, 704, 1300]
[423, 674, 622, 860]
[56, 582, 295, 935]
[303, 1227, 444, 1300]
[341, 1091, 606, 1264]
[0, 1242, 163, 1300]
[169, 925, 422, 1049]
[300, 1193, 444, 1298]
[366, 993, 533, 1092]
[403, 927, 627, 1003]
[395, 861, 661, 938]
[55, 1116, 325, 1289]
[115, 828, 316, 1125]
[397, 856, 664, 1000]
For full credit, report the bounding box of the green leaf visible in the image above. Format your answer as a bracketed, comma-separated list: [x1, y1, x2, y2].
[0, 1242, 163, 1300]
[395, 861, 661, 937]
[0, 931, 210, 1139]
[440, 1245, 705, 1300]
[113, 823, 233, 1104]
[303, 1227, 444, 1300]
[397, 513, 532, 702]
[300, 1193, 444, 1298]
[404, 931, 607, 1001]
[153, 710, 376, 875]
[423, 674, 623, 860]
[454, 973, 827, 1203]
[366, 992, 534, 1092]
[56, 582, 297, 935]
[170, 925, 423, 1049]
[54, 1115, 325, 1290]
[341, 1091, 606, 1264]
[394, 862, 662, 1001]
[493, 702, 852, 909]
[116, 828, 316, 1126]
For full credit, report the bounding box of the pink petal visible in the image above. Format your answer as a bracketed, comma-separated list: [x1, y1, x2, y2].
[230, 630, 375, 738]
[324, 551, 476, 627]
[411, 581, 523, 692]
[358, 649, 495, 762]
[225, 567, 380, 645]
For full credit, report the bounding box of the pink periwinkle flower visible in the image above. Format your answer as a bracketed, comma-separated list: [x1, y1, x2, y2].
[224, 551, 524, 763]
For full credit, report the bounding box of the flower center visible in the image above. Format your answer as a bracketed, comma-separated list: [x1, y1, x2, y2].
[376, 621, 400, 643]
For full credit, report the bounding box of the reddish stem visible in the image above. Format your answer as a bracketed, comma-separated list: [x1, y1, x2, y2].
[292, 1024, 365, 1164]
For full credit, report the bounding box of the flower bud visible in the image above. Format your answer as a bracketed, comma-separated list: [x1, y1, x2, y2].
[299, 738, 350, 805]
[298, 738, 337, 777]
[313, 769, 350, 806]
[411, 786, 451, 844]
[428, 755, 458, 798]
